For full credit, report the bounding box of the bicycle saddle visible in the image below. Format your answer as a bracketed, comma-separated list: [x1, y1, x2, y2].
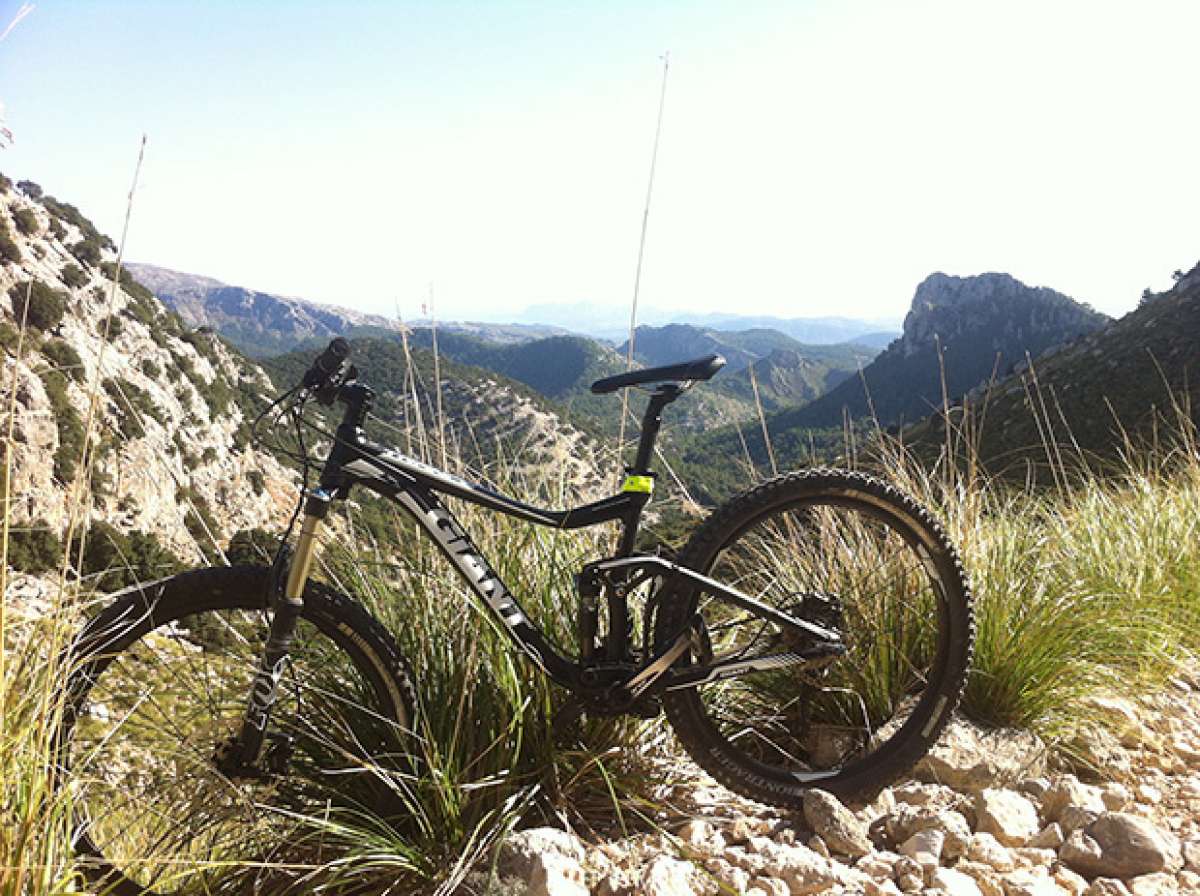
[590, 354, 726, 394]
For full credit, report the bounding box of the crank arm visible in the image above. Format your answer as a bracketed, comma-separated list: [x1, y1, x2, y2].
[661, 644, 847, 691]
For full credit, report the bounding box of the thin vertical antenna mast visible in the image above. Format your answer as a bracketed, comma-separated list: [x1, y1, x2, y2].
[616, 52, 670, 483]
[428, 283, 447, 468]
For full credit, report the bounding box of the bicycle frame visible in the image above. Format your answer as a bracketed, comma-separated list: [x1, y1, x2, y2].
[231, 380, 843, 766]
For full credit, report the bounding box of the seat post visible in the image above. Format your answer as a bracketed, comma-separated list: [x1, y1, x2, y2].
[630, 384, 681, 474]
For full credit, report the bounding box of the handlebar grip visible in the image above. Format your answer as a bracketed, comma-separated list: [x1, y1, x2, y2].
[303, 337, 351, 388]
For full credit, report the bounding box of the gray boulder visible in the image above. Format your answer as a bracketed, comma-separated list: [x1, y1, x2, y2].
[1059, 813, 1183, 879]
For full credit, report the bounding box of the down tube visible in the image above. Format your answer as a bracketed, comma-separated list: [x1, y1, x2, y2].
[392, 487, 580, 687]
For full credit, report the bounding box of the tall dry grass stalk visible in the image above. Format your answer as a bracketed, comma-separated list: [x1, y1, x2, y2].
[1, 138, 154, 894]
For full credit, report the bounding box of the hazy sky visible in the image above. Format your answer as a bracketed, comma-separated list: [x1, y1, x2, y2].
[2, 1, 1197, 323]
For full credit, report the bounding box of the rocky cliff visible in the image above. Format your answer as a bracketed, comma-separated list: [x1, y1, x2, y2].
[909, 260, 1200, 476]
[1, 178, 294, 566]
[766, 272, 1109, 430]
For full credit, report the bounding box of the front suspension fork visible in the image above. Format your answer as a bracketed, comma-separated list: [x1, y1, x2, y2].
[224, 510, 324, 771]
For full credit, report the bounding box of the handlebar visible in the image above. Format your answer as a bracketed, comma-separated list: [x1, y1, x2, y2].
[302, 337, 350, 390]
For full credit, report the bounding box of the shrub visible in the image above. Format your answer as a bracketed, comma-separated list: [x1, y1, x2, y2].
[40, 339, 84, 381]
[48, 218, 66, 241]
[71, 240, 102, 267]
[0, 230, 20, 265]
[248, 469, 266, 495]
[17, 180, 42, 199]
[140, 358, 161, 379]
[89, 437, 114, 495]
[178, 487, 221, 563]
[121, 295, 157, 327]
[9, 281, 67, 331]
[0, 173, 10, 193]
[61, 263, 87, 289]
[69, 521, 184, 592]
[37, 368, 84, 482]
[0, 322, 18, 352]
[12, 208, 38, 236]
[5, 521, 63, 573]
[101, 314, 124, 339]
[226, 527, 278, 565]
[41, 196, 114, 249]
[102, 377, 166, 437]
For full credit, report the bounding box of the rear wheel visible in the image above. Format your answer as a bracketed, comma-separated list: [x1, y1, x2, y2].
[657, 469, 973, 806]
[59, 565, 418, 895]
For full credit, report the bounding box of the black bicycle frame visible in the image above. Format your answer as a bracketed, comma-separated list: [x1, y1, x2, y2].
[308, 382, 659, 689]
[232, 381, 843, 765]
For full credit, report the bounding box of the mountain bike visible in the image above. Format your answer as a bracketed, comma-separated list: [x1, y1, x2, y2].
[59, 338, 974, 894]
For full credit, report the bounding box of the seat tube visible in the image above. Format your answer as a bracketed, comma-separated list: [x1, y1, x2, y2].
[608, 388, 675, 660]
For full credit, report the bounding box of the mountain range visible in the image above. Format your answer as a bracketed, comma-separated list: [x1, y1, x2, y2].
[678, 272, 1116, 498]
[125, 263, 570, 357]
[10, 172, 1195, 554]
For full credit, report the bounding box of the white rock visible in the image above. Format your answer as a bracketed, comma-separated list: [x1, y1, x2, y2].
[1135, 784, 1162, 805]
[930, 867, 985, 896]
[749, 877, 789, 896]
[916, 717, 1047, 791]
[956, 861, 1007, 896]
[528, 852, 590, 896]
[1042, 776, 1106, 823]
[898, 828, 944, 870]
[1100, 784, 1131, 812]
[500, 828, 588, 879]
[1011, 847, 1057, 868]
[1183, 839, 1200, 871]
[1000, 868, 1063, 896]
[1126, 872, 1178, 896]
[1177, 871, 1200, 892]
[1052, 865, 1088, 896]
[856, 851, 899, 881]
[968, 832, 1017, 872]
[1029, 823, 1065, 850]
[760, 842, 851, 895]
[640, 855, 699, 896]
[677, 818, 725, 855]
[802, 789, 874, 858]
[975, 789, 1041, 847]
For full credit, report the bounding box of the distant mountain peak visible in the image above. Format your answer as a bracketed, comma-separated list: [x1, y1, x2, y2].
[899, 271, 1105, 357]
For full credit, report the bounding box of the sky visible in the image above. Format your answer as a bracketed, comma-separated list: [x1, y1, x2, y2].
[1, 0, 1198, 324]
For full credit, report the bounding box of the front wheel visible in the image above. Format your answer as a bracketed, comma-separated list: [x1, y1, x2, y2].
[58, 565, 419, 895]
[656, 469, 974, 806]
